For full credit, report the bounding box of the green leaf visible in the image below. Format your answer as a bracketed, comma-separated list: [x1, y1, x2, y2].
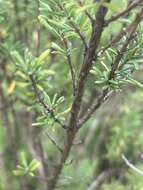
[29, 172, 35, 177]
[56, 96, 65, 104]
[90, 67, 102, 76]
[32, 122, 46, 127]
[11, 51, 24, 65]
[48, 19, 71, 31]
[76, 4, 98, 13]
[95, 80, 106, 85]
[38, 16, 61, 38]
[40, 1, 52, 11]
[103, 2, 122, 12]
[43, 91, 52, 107]
[37, 49, 50, 64]
[52, 93, 58, 106]
[127, 78, 143, 88]
[57, 106, 71, 117]
[44, 70, 55, 75]
[101, 61, 109, 72]
[20, 152, 28, 167]
[13, 170, 26, 176]
[109, 80, 119, 85]
[51, 42, 65, 53]
[28, 159, 40, 172]
[17, 165, 25, 170]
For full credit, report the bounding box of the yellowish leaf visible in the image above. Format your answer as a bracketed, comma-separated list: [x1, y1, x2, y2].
[37, 49, 50, 64]
[7, 81, 16, 95]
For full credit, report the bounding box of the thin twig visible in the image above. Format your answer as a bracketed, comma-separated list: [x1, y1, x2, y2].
[122, 155, 143, 176]
[69, 20, 88, 51]
[65, 159, 73, 166]
[56, 3, 78, 96]
[63, 38, 77, 96]
[109, 8, 143, 80]
[78, 90, 112, 128]
[105, 0, 142, 26]
[57, 2, 88, 95]
[72, 140, 83, 145]
[87, 171, 109, 190]
[76, 0, 95, 25]
[46, 132, 63, 153]
[58, 2, 88, 50]
[99, 28, 126, 55]
[99, 11, 140, 55]
[29, 74, 67, 129]
[29, 74, 52, 113]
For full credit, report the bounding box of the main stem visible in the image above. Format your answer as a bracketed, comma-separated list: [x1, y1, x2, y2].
[47, 1, 110, 189]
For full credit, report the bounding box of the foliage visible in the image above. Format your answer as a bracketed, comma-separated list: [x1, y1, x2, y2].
[0, 0, 143, 190]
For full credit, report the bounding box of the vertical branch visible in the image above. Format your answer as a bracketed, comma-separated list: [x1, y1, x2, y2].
[47, 2, 110, 189]
[69, 0, 111, 129]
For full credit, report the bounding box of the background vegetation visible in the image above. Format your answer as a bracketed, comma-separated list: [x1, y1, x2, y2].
[0, 0, 143, 189]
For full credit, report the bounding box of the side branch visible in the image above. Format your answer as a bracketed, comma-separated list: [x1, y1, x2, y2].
[87, 171, 109, 190]
[79, 8, 143, 128]
[63, 38, 77, 96]
[69, 20, 88, 51]
[78, 90, 112, 127]
[76, 0, 95, 25]
[109, 8, 143, 79]
[105, 0, 142, 26]
[122, 155, 143, 176]
[46, 132, 63, 154]
[29, 74, 67, 129]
